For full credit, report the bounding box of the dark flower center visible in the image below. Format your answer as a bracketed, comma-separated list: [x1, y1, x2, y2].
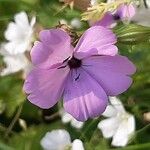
[68, 56, 82, 69]
[113, 14, 120, 20]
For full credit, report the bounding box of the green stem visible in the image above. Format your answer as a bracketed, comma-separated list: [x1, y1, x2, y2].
[80, 118, 100, 141]
[4, 104, 23, 139]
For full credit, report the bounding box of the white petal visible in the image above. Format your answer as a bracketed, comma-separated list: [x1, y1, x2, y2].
[98, 117, 119, 138]
[112, 114, 135, 147]
[109, 97, 125, 113]
[14, 11, 30, 29]
[112, 121, 129, 147]
[125, 113, 135, 135]
[1, 54, 29, 76]
[61, 112, 72, 123]
[40, 129, 71, 150]
[4, 22, 21, 41]
[61, 110, 84, 129]
[72, 139, 84, 150]
[4, 40, 31, 54]
[102, 104, 117, 117]
[71, 119, 84, 129]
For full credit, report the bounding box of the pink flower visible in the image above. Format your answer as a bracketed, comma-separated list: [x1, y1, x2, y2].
[94, 3, 136, 28]
[23, 26, 136, 121]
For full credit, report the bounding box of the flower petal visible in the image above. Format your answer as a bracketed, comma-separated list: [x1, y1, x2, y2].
[126, 115, 135, 135]
[102, 104, 117, 118]
[61, 110, 84, 129]
[31, 29, 73, 68]
[61, 111, 72, 123]
[23, 67, 69, 109]
[74, 26, 118, 59]
[0, 53, 29, 76]
[109, 97, 125, 113]
[72, 139, 84, 150]
[4, 12, 31, 41]
[82, 55, 134, 95]
[93, 13, 114, 28]
[112, 114, 135, 147]
[112, 119, 129, 147]
[40, 129, 71, 150]
[98, 117, 119, 138]
[71, 118, 84, 129]
[4, 22, 21, 41]
[117, 4, 136, 20]
[4, 41, 30, 54]
[63, 68, 108, 121]
[83, 55, 136, 75]
[14, 11, 30, 29]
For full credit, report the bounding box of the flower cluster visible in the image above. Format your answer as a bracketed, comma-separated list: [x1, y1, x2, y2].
[98, 97, 135, 147]
[0, 11, 35, 77]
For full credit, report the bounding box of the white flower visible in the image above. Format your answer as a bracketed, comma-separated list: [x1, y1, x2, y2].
[40, 129, 84, 150]
[98, 97, 135, 147]
[60, 109, 84, 129]
[0, 44, 31, 77]
[72, 139, 84, 150]
[4, 11, 36, 55]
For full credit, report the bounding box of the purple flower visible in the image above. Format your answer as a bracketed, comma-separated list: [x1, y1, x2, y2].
[23, 26, 136, 121]
[94, 3, 136, 28]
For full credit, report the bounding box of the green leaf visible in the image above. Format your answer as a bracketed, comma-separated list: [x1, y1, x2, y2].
[0, 74, 25, 117]
[80, 118, 101, 141]
[114, 24, 150, 44]
[0, 141, 14, 150]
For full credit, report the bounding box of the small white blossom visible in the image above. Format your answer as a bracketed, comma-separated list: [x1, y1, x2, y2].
[60, 109, 84, 129]
[4, 11, 36, 55]
[72, 139, 84, 150]
[98, 97, 135, 147]
[0, 44, 31, 77]
[40, 129, 84, 150]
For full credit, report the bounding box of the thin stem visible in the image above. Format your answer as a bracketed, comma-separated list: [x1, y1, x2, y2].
[4, 104, 23, 139]
[80, 118, 100, 141]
